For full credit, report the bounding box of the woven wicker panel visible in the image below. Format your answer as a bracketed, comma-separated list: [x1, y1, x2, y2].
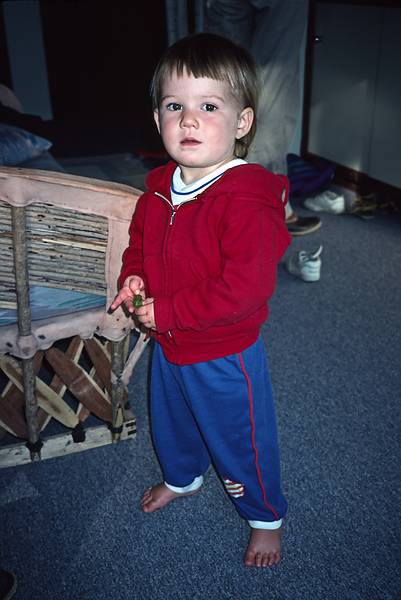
[0, 202, 108, 309]
[0, 202, 13, 308]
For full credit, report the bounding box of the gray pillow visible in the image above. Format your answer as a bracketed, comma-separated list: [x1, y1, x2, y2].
[0, 123, 52, 166]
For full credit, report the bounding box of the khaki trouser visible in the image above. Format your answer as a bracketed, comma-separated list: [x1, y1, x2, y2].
[164, 0, 308, 217]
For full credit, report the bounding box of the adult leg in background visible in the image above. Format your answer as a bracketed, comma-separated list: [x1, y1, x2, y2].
[206, 0, 321, 236]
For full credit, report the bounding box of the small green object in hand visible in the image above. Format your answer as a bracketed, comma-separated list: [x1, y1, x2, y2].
[133, 294, 143, 309]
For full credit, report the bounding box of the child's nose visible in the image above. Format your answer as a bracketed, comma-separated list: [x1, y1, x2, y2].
[180, 109, 199, 128]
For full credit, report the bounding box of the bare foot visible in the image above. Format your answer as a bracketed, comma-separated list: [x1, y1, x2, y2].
[244, 527, 282, 568]
[141, 483, 199, 513]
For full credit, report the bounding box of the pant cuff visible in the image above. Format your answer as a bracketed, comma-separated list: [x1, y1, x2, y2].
[164, 475, 203, 494]
[248, 518, 283, 530]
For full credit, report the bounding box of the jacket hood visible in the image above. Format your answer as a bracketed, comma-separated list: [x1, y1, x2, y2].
[145, 161, 289, 208]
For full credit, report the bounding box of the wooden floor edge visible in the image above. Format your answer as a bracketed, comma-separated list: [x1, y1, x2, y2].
[0, 420, 136, 469]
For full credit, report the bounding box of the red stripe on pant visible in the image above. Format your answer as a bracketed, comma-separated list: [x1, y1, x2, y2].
[239, 353, 280, 522]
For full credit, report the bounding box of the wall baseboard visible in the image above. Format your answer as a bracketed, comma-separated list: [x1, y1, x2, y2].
[304, 151, 401, 205]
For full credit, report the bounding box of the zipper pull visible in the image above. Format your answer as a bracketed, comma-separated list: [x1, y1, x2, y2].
[170, 209, 176, 225]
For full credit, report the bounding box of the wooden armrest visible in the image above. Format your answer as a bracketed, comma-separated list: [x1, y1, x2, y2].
[0, 166, 141, 196]
[0, 166, 142, 221]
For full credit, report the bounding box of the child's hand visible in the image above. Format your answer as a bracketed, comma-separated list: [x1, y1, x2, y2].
[109, 275, 145, 314]
[135, 297, 156, 330]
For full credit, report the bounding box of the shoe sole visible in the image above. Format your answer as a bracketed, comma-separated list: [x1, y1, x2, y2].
[286, 263, 321, 282]
[286, 269, 320, 282]
[304, 204, 345, 214]
[288, 221, 322, 236]
[300, 272, 320, 282]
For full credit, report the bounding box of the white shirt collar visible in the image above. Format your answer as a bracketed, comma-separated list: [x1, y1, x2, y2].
[170, 159, 246, 205]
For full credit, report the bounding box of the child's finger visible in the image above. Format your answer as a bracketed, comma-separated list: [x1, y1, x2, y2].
[109, 288, 134, 312]
[109, 296, 123, 311]
[135, 299, 153, 316]
[135, 298, 155, 329]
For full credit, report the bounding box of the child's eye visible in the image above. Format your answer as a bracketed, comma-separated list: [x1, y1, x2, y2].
[201, 103, 218, 112]
[166, 102, 182, 111]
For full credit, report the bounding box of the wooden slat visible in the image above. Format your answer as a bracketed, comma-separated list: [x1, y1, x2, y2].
[45, 347, 112, 423]
[0, 356, 79, 429]
[47, 336, 89, 427]
[55, 336, 91, 422]
[83, 338, 112, 395]
[0, 352, 50, 437]
[0, 419, 136, 468]
[0, 386, 28, 438]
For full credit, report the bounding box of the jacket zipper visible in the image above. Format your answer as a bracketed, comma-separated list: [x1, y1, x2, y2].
[153, 191, 198, 342]
[154, 191, 198, 225]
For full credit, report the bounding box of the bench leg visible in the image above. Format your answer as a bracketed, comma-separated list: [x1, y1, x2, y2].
[110, 337, 128, 441]
[21, 357, 42, 460]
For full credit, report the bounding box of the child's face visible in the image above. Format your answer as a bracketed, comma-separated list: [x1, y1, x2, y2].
[154, 71, 254, 184]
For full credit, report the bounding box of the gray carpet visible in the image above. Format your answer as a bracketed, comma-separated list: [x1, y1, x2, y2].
[1, 193, 400, 599]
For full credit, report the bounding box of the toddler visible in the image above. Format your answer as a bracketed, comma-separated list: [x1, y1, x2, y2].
[111, 32, 290, 568]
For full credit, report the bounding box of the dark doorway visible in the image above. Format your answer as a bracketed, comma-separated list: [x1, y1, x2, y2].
[39, 0, 167, 155]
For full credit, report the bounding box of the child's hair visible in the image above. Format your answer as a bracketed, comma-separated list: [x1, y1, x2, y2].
[151, 33, 259, 159]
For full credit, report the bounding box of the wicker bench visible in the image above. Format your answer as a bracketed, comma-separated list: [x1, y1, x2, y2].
[0, 167, 148, 467]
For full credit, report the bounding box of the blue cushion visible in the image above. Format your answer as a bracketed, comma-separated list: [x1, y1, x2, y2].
[0, 286, 106, 326]
[0, 123, 52, 166]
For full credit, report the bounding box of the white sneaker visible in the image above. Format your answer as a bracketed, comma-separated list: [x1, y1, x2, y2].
[286, 245, 323, 282]
[304, 190, 345, 214]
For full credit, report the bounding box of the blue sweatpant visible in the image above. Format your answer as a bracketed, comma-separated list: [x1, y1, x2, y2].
[150, 337, 288, 525]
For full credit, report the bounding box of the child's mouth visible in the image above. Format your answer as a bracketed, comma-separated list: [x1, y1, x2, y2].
[180, 138, 201, 146]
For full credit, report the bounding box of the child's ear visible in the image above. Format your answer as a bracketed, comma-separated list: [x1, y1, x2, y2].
[154, 109, 161, 133]
[236, 107, 254, 140]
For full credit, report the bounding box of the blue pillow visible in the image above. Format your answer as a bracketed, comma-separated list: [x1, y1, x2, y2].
[0, 285, 106, 325]
[0, 123, 52, 166]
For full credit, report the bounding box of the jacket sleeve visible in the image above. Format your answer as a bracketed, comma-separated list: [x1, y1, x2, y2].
[117, 194, 148, 290]
[154, 187, 290, 334]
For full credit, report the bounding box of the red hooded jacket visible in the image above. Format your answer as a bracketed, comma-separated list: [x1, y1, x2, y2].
[118, 161, 291, 365]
